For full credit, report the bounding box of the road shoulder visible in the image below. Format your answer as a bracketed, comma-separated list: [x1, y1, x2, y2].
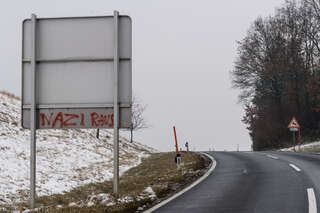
[143, 152, 216, 213]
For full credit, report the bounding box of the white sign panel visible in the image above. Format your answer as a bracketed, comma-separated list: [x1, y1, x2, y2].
[22, 16, 132, 129]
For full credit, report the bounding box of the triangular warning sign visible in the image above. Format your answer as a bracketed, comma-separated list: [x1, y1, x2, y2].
[288, 117, 300, 128]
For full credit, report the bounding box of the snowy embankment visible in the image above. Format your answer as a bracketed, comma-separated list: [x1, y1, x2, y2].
[280, 141, 320, 153]
[0, 91, 155, 206]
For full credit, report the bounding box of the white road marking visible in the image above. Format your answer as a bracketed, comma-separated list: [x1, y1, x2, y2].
[266, 154, 279, 160]
[289, 164, 301, 172]
[307, 188, 317, 213]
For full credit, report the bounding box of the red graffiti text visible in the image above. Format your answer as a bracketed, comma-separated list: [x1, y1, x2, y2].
[39, 112, 114, 128]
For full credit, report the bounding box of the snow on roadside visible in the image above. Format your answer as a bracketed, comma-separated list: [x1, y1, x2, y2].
[79, 186, 157, 208]
[142, 186, 157, 199]
[280, 141, 320, 152]
[0, 91, 155, 207]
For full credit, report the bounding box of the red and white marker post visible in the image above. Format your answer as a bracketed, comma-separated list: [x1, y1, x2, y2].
[173, 126, 179, 154]
[173, 126, 181, 166]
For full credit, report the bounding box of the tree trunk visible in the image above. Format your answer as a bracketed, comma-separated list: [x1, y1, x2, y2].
[130, 128, 133, 143]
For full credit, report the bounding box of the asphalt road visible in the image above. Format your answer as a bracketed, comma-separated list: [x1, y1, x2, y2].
[153, 151, 320, 213]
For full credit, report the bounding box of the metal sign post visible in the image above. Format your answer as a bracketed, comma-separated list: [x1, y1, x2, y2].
[30, 13, 37, 209]
[113, 10, 120, 196]
[293, 131, 296, 152]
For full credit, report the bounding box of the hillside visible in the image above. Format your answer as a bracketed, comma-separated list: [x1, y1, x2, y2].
[0, 91, 155, 208]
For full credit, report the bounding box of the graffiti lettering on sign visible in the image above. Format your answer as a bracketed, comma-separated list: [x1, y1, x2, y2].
[91, 112, 114, 128]
[40, 112, 114, 128]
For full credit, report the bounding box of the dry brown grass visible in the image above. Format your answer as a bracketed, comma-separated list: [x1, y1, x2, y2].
[11, 152, 209, 213]
[0, 91, 20, 100]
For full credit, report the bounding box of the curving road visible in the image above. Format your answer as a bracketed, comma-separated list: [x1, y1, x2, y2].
[153, 151, 320, 213]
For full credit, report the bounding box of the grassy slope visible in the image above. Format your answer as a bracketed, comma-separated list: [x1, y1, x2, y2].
[14, 152, 210, 213]
[0, 91, 155, 212]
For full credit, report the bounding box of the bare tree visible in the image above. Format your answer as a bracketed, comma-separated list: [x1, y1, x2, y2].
[129, 96, 148, 143]
[303, 0, 320, 55]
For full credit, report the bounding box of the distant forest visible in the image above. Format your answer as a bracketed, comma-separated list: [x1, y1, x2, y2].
[231, 0, 320, 150]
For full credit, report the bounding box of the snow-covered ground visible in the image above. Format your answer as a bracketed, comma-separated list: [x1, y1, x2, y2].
[0, 91, 155, 207]
[280, 141, 320, 152]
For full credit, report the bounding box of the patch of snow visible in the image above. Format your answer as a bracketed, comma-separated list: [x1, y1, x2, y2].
[68, 202, 77, 207]
[86, 193, 112, 207]
[97, 193, 111, 204]
[87, 200, 95, 207]
[19, 208, 40, 213]
[117, 196, 133, 203]
[106, 201, 115, 206]
[137, 186, 157, 201]
[280, 141, 320, 152]
[144, 186, 157, 199]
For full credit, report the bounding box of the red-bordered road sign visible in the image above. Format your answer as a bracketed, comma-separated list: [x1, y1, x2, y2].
[288, 117, 300, 129]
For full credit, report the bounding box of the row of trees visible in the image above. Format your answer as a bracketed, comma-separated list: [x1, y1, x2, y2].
[231, 0, 320, 150]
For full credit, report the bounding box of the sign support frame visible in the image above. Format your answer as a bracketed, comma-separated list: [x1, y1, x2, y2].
[23, 11, 132, 207]
[30, 13, 37, 209]
[113, 10, 120, 196]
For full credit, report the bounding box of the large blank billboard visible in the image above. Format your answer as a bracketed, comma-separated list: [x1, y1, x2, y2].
[22, 16, 132, 129]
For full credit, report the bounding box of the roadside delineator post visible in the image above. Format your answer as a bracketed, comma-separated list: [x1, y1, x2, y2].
[185, 141, 189, 152]
[173, 126, 181, 167]
[173, 126, 179, 153]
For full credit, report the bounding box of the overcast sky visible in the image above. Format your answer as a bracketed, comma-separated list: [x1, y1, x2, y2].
[1, 0, 284, 151]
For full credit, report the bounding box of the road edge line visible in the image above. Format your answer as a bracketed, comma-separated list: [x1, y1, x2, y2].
[307, 188, 317, 213]
[143, 152, 217, 213]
